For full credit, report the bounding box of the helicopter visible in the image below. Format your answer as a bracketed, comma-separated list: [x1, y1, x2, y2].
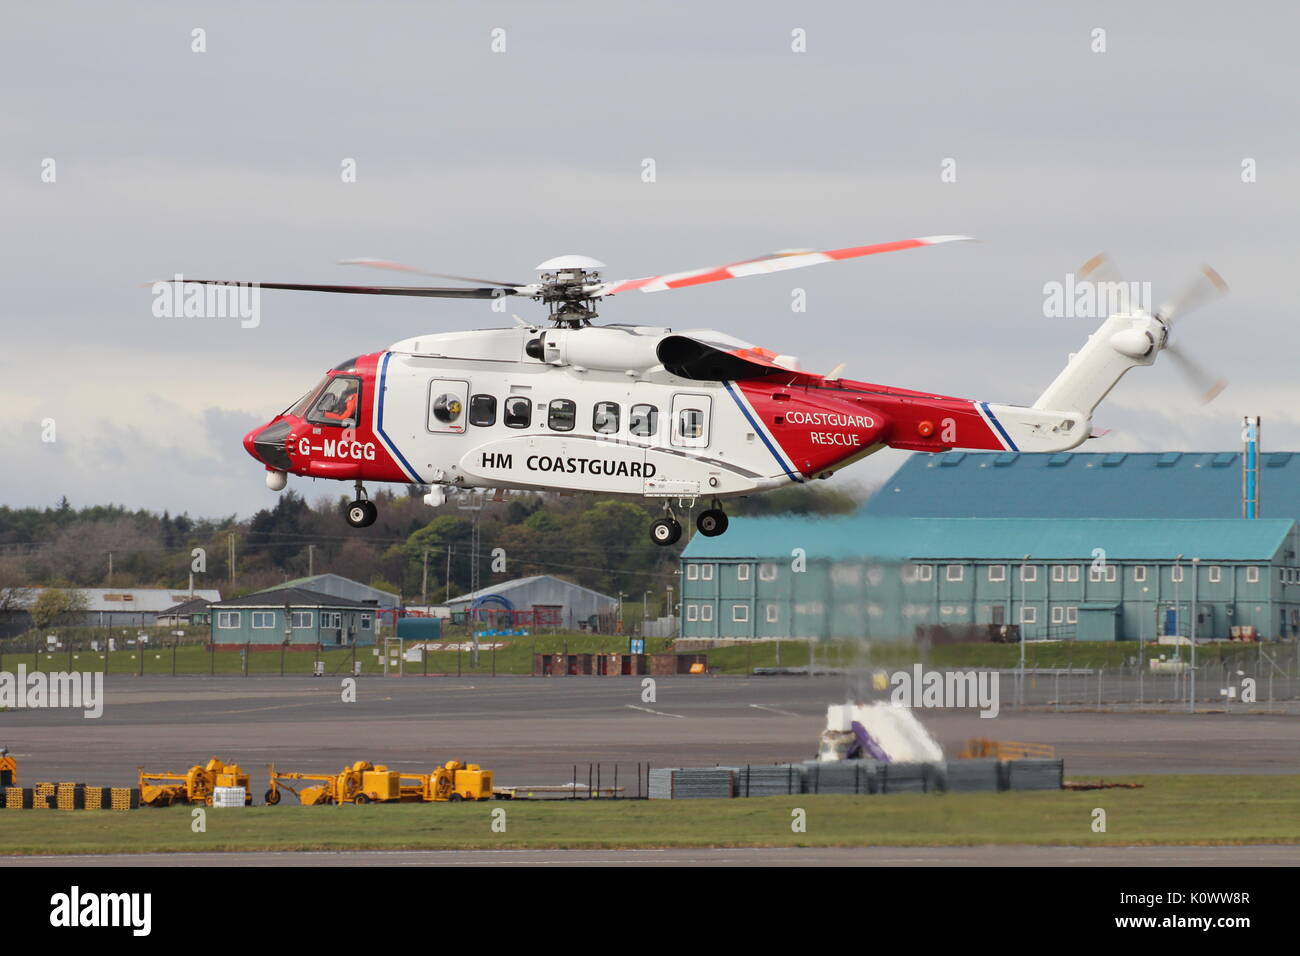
[171, 237, 1227, 545]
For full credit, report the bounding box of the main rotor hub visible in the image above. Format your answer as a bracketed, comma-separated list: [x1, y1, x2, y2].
[534, 255, 607, 327]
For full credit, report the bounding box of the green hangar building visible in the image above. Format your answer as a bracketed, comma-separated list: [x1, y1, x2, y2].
[679, 451, 1300, 643]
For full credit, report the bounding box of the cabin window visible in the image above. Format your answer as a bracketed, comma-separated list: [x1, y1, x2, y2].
[678, 408, 705, 440]
[593, 402, 620, 434]
[548, 399, 576, 432]
[504, 396, 532, 429]
[630, 404, 658, 438]
[469, 394, 497, 426]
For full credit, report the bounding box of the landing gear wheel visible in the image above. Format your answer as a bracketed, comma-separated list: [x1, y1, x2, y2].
[346, 500, 377, 528]
[650, 517, 682, 546]
[697, 509, 729, 537]
[264, 789, 280, 806]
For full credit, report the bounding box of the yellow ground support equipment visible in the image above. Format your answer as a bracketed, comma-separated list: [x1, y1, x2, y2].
[397, 760, 494, 802]
[958, 738, 1057, 760]
[0, 748, 16, 787]
[138, 757, 252, 807]
[265, 761, 401, 806]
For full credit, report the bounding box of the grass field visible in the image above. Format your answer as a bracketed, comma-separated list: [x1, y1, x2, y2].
[3, 634, 1287, 679]
[1, 776, 1297, 854]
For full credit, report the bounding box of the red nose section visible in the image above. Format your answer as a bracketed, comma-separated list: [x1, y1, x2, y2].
[247, 419, 294, 470]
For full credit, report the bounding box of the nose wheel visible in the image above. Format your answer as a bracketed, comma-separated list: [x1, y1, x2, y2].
[346, 482, 378, 528]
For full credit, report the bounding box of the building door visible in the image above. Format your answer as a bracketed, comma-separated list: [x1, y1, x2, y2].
[991, 605, 1005, 626]
[1164, 608, 1178, 637]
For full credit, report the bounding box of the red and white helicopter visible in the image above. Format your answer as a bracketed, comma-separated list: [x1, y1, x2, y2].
[176, 238, 1226, 544]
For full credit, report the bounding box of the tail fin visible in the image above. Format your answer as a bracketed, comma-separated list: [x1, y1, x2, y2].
[1033, 311, 1166, 418]
[975, 311, 1166, 454]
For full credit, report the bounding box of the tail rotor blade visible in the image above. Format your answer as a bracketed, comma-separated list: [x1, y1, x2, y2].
[1157, 264, 1229, 323]
[1165, 343, 1228, 404]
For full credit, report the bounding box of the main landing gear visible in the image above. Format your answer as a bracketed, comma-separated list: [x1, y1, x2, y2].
[345, 481, 378, 528]
[649, 500, 729, 546]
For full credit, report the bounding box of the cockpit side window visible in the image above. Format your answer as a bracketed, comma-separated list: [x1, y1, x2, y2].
[306, 375, 362, 427]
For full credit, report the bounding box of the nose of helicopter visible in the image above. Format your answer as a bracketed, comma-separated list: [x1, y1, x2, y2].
[245, 419, 293, 470]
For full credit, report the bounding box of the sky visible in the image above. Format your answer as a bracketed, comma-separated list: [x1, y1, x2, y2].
[3, 1, 1298, 518]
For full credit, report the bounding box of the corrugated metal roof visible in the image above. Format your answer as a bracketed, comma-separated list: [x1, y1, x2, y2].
[681, 516, 1294, 562]
[267, 573, 399, 608]
[25, 587, 223, 613]
[444, 574, 616, 608]
[863, 450, 1296, 519]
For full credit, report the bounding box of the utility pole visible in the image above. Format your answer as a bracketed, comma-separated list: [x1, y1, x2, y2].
[308, 544, 314, 577]
[107, 551, 113, 580]
[422, 548, 430, 607]
[445, 545, 453, 602]
[1190, 557, 1200, 712]
[229, 533, 236, 588]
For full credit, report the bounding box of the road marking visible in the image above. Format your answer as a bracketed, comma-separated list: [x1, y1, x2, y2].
[625, 704, 685, 719]
[749, 704, 801, 717]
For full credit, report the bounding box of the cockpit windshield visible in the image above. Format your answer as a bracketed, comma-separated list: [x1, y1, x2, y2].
[286, 378, 328, 419]
[305, 375, 361, 427]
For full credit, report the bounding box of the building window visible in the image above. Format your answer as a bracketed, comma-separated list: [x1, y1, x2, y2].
[1020, 606, 1037, 624]
[1134, 566, 1147, 583]
[1172, 566, 1184, 583]
[1068, 565, 1080, 582]
[251, 611, 275, 629]
[291, 611, 313, 629]
[1020, 565, 1037, 583]
[1089, 565, 1103, 583]
[701, 564, 714, 581]
[216, 611, 240, 629]
[503, 396, 532, 429]
[1066, 606, 1078, 624]
[766, 604, 779, 623]
[468, 394, 497, 426]
[759, 563, 778, 582]
[737, 564, 751, 582]
[686, 604, 698, 622]
[547, 399, 576, 432]
[321, 612, 341, 629]
[1052, 565, 1065, 583]
[593, 401, 620, 434]
[1247, 566, 1260, 583]
[1106, 565, 1117, 583]
[700, 605, 713, 622]
[687, 564, 699, 581]
[916, 564, 933, 582]
[732, 605, 749, 623]
[629, 404, 658, 438]
[988, 565, 1006, 583]
[360, 615, 372, 630]
[946, 565, 964, 583]
[1208, 566, 1221, 583]
[1051, 606, 1064, 624]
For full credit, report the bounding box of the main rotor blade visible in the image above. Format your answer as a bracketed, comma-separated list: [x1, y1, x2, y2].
[162, 279, 517, 299]
[1157, 265, 1229, 323]
[339, 258, 527, 288]
[1165, 342, 1228, 404]
[594, 235, 975, 297]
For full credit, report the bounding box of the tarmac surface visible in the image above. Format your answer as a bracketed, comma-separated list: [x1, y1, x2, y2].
[3, 674, 1298, 788]
[8, 845, 1299, 866]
